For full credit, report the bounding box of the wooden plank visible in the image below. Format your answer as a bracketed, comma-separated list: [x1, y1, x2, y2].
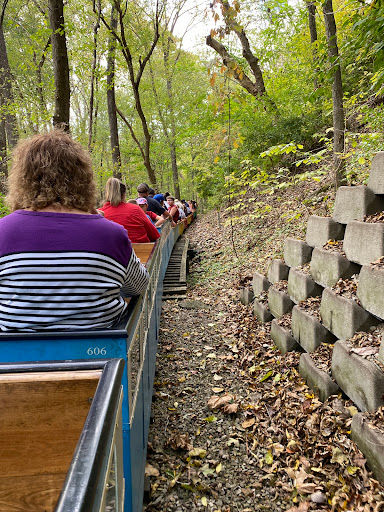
[0, 472, 66, 512]
[131, 243, 155, 265]
[0, 430, 83, 477]
[0, 373, 99, 430]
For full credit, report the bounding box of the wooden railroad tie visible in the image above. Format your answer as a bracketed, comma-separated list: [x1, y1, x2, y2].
[162, 236, 189, 299]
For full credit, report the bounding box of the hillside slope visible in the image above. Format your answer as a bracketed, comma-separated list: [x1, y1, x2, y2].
[144, 175, 384, 512]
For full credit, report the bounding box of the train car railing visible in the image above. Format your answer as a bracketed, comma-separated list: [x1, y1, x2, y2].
[0, 358, 125, 512]
[0, 213, 195, 512]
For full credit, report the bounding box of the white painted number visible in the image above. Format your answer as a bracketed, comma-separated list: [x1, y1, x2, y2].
[87, 347, 107, 356]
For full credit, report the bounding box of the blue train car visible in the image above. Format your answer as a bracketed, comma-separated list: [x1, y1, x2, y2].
[0, 216, 193, 512]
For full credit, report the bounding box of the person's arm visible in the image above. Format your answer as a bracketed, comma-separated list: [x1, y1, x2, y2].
[121, 249, 150, 297]
[155, 215, 165, 227]
[138, 206, 161, 241]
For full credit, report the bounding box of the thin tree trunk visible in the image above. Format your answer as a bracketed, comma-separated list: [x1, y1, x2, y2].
[0, 106, 7, 193]
[306, 1, 318, 88]
[33, 37, 51, 129]
[106, 5, 121, 178]
[0, 25, 18, 147]
[88, 11, 100, 151]
[323, 0, 345, 188]
[48, 0, 70, 131]
[97, 0, 159, 186]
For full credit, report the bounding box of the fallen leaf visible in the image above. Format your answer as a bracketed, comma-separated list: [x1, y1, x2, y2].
[189, 447, 207, 458]
[212, 387, 224, 393]
[145, 464, 159, 477]
[223, 402, 238, 414]
[201, 496, 208, 506]
[242, 417, 255, 428]
[216, 462, 222, 473]
[207, 394, 232, 410]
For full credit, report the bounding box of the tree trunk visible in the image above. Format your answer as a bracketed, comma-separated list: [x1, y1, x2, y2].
[88, 13, 100, 151]
[106, 5, 121, 178]
[306, 1, 318, 89]
[323, 0, 345, 188]
[0, 107, 7, 193]
[48, 0, 70, 131]
[0, 25, 18, 148]
[98, 0, 159, 186]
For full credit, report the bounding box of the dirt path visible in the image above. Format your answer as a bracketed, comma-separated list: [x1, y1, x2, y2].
[144, 216, 384, 512]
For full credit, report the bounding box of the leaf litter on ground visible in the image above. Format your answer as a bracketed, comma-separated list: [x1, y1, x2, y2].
[145, 183, 384, 512]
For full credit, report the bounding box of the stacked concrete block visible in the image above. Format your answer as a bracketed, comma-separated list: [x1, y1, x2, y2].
[240, 287, 254, 305]
[270, 319, 301, 354]
[252, 272, 271, 296]
[254, 299, 273, 323]
[268, 286, 294, 318]
[283, 238, 313, 267]
[357, 265, 384, 320]
[351, 413, 384, 484]
[267, 259, 289, 284]
[310, 247, 360, 288]
[306, 216, 345, 248]
[291, 305, 336, 352]
[331, 340, 384, 412]
[343, 221, 384, 265]
[380, 337, 384, 364]
[367, 151, 384, 194]
[287, 268, 323, 304]
[332, 185, 384, 224]
[320, 288, 379, 341]
[299, 353, 340, 402]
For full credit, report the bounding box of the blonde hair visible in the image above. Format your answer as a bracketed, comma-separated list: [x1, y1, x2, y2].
[105, 177, 126, 207]
[7, 129, 96, 212]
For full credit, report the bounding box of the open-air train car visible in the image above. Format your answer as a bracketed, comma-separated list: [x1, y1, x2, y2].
[0, 214, 195, 512]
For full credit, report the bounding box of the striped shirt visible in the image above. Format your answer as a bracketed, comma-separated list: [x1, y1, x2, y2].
[0, 210, 150, 331]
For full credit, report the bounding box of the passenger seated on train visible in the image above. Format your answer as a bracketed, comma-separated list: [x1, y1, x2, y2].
[166, 196, 180, 223]
[0, 129, 150, 332]
[99, 178, 160, 243]
[136, 198, 165, 230]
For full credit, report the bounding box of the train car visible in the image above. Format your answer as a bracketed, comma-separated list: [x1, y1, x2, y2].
[0, 358, 125, 512]
[0, 215, 195, 512]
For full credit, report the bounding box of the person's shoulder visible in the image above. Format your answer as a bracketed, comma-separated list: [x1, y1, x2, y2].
[97, 215, 128, 237]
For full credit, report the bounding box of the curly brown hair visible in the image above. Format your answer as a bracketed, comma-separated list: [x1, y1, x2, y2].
[7, 130, 97, 212]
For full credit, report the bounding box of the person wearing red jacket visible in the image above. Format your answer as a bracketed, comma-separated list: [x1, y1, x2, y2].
[99, 178, 160, 243]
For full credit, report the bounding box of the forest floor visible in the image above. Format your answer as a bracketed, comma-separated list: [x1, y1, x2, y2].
[143, 175, 384, 512]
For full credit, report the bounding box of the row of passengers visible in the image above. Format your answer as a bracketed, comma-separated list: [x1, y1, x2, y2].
[99, 179, 191, 243]
[0, 130, 152, 332]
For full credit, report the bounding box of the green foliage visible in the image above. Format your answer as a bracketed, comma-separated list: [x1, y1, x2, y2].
[0, 195, 10, 218]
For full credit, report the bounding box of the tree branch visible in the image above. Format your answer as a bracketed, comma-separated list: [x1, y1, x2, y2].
[116, 106, 145, 161]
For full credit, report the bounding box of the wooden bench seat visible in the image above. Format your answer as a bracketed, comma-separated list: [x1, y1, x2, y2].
[0, 370, 101, 512]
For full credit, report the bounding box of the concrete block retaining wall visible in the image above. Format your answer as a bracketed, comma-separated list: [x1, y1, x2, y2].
[246, 153, 384, 480]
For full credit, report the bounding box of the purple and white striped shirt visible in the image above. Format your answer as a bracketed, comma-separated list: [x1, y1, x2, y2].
[0, 210, 149, 331]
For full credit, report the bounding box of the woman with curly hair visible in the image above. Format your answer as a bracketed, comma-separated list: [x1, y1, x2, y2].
[0, 129, 149, 331]
[98, 177, 160, 243]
